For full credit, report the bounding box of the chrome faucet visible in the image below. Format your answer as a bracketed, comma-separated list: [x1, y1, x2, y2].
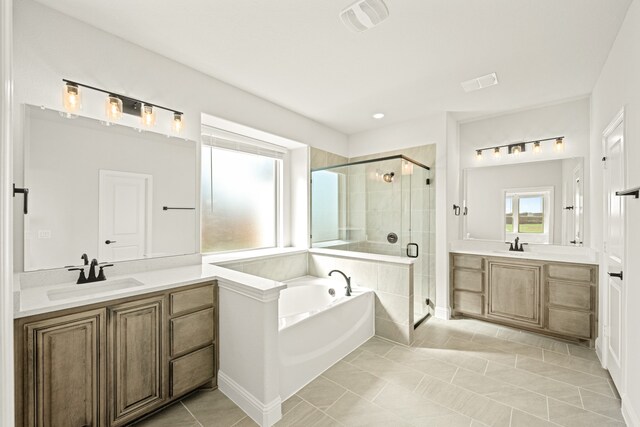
[328, 270, 352, 296]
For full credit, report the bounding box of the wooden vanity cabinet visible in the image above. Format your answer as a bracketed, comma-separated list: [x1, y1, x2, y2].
[15, 281, 217, 427]
[450, 253, 597, 345]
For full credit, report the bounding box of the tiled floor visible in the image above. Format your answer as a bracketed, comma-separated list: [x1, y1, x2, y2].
[134, 318, 625, 427]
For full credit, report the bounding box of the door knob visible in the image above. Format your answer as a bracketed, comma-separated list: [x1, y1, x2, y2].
[608, 271, 623, 280]
[105, 240, 117, 245]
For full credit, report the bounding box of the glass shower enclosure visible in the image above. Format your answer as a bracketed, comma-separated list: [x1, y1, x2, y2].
[311, 155, 432, 325]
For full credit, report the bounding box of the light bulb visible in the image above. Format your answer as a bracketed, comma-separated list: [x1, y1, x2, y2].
[172, 113, 183, 133]
[105, 95, 123, 122]
[141, 104, 156, 127]
[62, 82, 81, 113]
[512, 146, 521, 155]
[533, 142, 541, 153]
[555, 138, 564, 152]
[493, 147, 501, 157]
[476, 150, 483, 160]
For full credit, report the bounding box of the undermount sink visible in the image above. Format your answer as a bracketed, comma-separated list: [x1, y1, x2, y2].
[47, 278, 145, 301]
[491, 250, 528, 256]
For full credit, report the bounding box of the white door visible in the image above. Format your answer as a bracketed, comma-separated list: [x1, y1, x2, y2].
[603, 111, 625, 390]
[99, 170, 152, 262]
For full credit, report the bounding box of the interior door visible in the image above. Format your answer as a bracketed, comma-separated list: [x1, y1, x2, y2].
[603, 113, 625, 390]
[99, 170, 152, 262]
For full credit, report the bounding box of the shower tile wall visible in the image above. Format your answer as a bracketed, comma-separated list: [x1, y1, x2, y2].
[216, 252, 308, 282]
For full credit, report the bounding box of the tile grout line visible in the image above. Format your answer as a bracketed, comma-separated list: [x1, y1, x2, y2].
[508, 407, 513, 427]
[450, 367, 459, 384]
[295, 390, 347, 426]
[578, 387, 585, 410]
[180, 401, 204, 427]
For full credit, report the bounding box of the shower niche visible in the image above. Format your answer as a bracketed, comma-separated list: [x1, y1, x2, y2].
[311, 154, 433, 324]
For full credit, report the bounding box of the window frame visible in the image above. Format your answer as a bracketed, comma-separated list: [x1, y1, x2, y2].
[503, 186, 554, 244]
[199, 139, 286, 256]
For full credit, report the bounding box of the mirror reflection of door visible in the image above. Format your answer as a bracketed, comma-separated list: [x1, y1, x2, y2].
[572, 164, 583, 245]
[99, 170, 152, 262]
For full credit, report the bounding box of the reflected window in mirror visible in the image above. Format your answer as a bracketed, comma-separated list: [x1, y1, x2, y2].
[504, 188, 553, 244]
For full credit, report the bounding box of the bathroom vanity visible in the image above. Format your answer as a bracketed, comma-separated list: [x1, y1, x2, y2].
[14, 281, 217, 427]
[450, 252, 598, 346]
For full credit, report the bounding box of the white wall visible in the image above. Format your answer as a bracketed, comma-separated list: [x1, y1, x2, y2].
[348, 112, 451, 319]
[590, 0, 640, 424]
[459, 97, 591, 245]
[12, 0, 348, 270]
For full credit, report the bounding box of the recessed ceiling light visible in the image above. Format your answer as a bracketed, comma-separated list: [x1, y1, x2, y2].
[461, 72, 499, 92]
[372, 113, 385, 119]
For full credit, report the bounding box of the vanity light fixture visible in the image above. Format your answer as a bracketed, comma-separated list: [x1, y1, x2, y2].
[474, 136, 564, 160]
[172, 113, 184, 133]
[62, 82, 81, 113]
[533, 141, 541, 153]
[105, 95, 123, 122]
[61, 79, 183, 132]
[141, 104, 156, 127]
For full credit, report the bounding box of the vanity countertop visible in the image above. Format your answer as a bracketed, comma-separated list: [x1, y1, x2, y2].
[449, 249, 598, 265]
[14, 263, 286, 319]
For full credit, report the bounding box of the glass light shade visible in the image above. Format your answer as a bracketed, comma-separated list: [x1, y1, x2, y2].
[141, 104, 156, 127]
[493, 147, 501, 157]
[62, 83, 81, 113]
[533, 142, 541, 153]
[105, 96, 123, 122]
[476, 150, 483, 160]
[555, 138, 564, 152]
[172, 113, 184, 133]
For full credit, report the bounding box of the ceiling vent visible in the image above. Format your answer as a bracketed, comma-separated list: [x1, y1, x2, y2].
[340, 0, 390, 32]
[461, 73, 499, 92]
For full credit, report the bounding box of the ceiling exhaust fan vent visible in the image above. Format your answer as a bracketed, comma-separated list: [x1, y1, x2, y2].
[340, 0, 390, 32]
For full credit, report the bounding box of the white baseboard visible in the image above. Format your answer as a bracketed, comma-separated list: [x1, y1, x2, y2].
[622, 394, 640, 427]
[218, 371, 282, 427]
[435, 306, 451, 320]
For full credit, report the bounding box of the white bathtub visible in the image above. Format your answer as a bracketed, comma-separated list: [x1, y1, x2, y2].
[278, 276, 375, 399]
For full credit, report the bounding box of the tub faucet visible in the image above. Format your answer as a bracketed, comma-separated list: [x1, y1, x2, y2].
[328, 270, 352, 296]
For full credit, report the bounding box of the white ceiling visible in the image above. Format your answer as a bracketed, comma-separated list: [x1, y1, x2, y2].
[34, 0, 632, 135]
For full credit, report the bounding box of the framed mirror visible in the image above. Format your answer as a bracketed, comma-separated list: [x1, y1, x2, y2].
[21, 105, 199, 271]
[462, 158, 585, 246]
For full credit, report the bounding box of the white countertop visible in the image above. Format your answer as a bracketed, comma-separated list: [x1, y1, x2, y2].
[449, 240, 599, 265]
[15, 263, 286, 319]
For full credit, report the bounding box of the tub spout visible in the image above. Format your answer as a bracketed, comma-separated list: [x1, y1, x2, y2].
[328, 270, 352, 296]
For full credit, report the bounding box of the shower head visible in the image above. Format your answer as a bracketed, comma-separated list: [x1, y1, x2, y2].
[383, 172, 395, 183]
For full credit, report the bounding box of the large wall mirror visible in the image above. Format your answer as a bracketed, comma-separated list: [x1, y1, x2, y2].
[462, 158, 585, 246]
[21, 105, 198, 271]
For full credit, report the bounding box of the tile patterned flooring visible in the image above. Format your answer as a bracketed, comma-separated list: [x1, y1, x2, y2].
[134, 318, 625, 427]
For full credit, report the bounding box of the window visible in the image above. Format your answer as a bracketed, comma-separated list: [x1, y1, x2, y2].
[201, 129, 284, 254]
[504, 187, 553, 244]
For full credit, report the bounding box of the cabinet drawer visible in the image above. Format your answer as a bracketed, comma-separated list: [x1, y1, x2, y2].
[548, 281, 592, 310]
[170, 284, 215, 316]
[171, 308, 215, 357]
[547, 264, 594, 283]
[170, 345, 215, 397]
[453, 269, 484, 292]
[453, 291, 484, 315]
[547, 308, 591, 338]
[453, 254, 484, 270]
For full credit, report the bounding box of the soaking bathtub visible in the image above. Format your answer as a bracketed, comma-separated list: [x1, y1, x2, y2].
[278, 276, 375, 399]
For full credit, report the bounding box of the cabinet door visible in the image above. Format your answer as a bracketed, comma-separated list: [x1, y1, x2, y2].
[109, 296, 165, 426]
[488, 262, 542, 326]
[23, 308, 106, 427]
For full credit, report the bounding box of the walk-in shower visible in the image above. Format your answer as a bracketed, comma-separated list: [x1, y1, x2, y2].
[311, 155, 433, 325]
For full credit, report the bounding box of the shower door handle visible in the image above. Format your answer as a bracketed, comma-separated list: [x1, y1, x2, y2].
[407, 243, 419, 258]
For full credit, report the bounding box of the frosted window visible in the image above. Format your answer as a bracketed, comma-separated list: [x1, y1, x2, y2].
[311, 171, 340, 242]
[201, 147, 277, 253]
